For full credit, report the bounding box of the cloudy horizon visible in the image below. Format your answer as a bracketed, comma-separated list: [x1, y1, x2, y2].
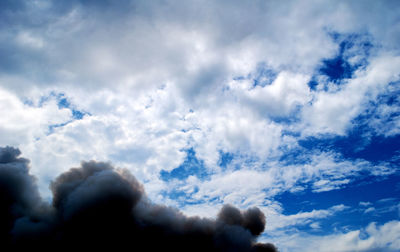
[1, 0, 400, 251]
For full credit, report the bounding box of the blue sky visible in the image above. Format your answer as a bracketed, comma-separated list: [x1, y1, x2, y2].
[0, 1, 400, 251]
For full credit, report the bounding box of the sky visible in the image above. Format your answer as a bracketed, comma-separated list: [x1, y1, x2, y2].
[0, 0, 399, 251]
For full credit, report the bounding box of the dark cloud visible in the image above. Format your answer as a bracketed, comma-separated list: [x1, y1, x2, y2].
[217, 204, 266, 236]
[0, 147, 44, 246]
[0, 146, 277, 251]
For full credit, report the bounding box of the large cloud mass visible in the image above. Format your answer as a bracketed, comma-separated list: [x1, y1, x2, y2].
[1, 1, 400, 251]
[0, 146, 276, 251]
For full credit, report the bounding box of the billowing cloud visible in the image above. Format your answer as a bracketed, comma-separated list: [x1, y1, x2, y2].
[0, 146, 276, 251]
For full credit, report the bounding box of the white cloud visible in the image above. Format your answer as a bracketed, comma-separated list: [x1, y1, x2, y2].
[266, 204, 348, 231]
[265, 220, 400, 252]
[229, 71, 311, 118]
[1, 1, 400, 250]
[311, 221, 400, 252]
[310, 222, 321, 229]
[0, 88, 72, 146]
[364, 207, 375, 214]
[4, 0, 398, 96]
[163, 151, 390, 221]
[301, 55, 400, 136]
[359, 201, 372, 207]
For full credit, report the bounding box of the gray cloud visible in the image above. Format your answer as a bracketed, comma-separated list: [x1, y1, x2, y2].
[2, 0, 399, 99]
[0, 146, 277, 251]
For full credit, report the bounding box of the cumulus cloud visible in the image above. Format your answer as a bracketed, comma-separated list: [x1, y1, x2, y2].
[1, 1, 400, 251]
[301, 55, 400, 136]
[0, 0, 398, 199]
[0, 146, 276, 251]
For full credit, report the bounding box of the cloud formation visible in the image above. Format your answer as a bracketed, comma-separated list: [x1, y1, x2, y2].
[0, 146, 276, 251]
[1, 1, 400, 251]
[271, 220, 400, 252]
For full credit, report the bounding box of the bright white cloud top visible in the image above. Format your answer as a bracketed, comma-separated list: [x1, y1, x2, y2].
[1, 1, 400, 251]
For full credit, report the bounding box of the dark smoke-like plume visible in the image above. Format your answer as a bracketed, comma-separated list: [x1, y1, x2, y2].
[0, 146, 277, 252]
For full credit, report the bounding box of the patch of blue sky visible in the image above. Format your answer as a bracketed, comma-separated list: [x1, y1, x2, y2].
[47, 121, 71, 134]
[275, 131, 400, 233]
[365, 81, 400, 136]
[159, 186, 222, 208]
[308, 32, 373, 90]
[252, 63, 277, 87]
[39, 92, 90, 120]
[277, 175, 400, 215]
[299, 134, 400, 165]
[22, 98, 34, 106]
[278, 148, 314, 166]
[160, 148, 210, 181]
[160, 148, 259, 183]
[160, 188, 196, 204]
[319, 55, 352, 82]
[232, 75, 249, 81]
[281, 130, 301, 138]
[232, 63, 277, 88]
[55, 93, 89, 120]
[275, 174, 400, 234]
[334, 33, 372, 65]
[223, 152, 264, 172]
[218, 150, 234, 168]
[160, 150, 263, 205]
[38, 92, 90, 135]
